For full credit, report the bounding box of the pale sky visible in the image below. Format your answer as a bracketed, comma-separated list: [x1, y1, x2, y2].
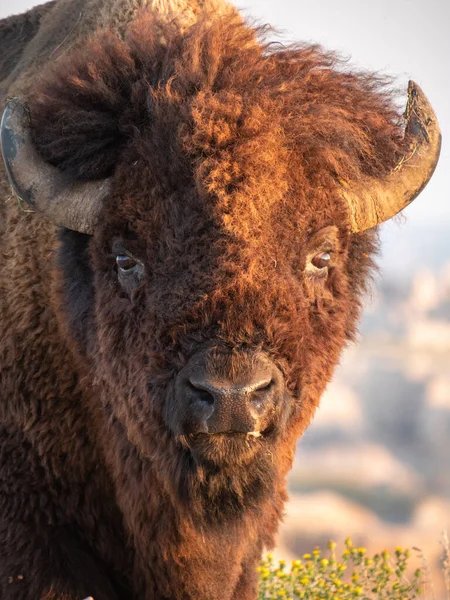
[2, 0, 449, 274]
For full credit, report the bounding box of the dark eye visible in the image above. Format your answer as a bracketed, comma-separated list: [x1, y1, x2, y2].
[116, 254, 138, 272]
[311, 252, 331, 270]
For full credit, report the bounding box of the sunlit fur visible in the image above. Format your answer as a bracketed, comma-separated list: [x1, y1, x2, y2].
[0, 3, 405, 599]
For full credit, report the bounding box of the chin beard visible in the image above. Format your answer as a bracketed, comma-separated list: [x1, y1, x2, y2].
[173, 432, 279, 525]
[183, 431, 267, 466]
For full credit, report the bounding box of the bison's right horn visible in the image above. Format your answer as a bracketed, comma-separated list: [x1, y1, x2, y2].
[341, 81, 441, 233]
[1, 100, 110, 234]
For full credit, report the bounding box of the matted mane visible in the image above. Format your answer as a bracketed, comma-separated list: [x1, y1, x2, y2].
[27, 11, 403, 188]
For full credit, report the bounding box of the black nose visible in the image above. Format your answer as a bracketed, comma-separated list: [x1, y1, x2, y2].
[173, 351, 283, 435]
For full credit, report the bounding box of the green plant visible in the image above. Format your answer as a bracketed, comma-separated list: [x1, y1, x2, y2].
[258, 538, 424, 600]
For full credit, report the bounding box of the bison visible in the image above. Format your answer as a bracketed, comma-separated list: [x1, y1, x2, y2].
[0, 0, 441, 598]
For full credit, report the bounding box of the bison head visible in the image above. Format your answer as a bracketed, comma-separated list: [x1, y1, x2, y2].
[1, 11, 440, 514]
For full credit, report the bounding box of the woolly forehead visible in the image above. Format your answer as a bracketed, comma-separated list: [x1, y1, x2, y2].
[28, 10, 402, 241]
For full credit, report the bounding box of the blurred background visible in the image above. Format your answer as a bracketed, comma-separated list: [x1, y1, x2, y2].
[2, 0, 450, 589]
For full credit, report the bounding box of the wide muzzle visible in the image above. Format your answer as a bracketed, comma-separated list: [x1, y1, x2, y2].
[168, 349, 285, 436]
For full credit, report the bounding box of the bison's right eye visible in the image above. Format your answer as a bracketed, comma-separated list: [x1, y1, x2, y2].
[115, 252, 144, 293]
[116, 254, 138, 272]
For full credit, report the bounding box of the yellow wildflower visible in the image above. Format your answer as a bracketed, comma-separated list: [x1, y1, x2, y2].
[328, 540, 337, 550]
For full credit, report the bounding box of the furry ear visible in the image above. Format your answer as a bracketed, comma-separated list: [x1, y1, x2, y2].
[27, 33, 139, 181]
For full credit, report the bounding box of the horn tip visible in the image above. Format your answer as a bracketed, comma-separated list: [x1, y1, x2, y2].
[404, 79, 441, 143]
[406, 80, 422, 112]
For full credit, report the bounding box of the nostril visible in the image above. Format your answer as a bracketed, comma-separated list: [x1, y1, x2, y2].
[187, 380, 215, 405]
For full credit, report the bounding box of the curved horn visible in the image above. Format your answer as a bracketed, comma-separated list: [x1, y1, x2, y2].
[1, 100, 111, 234]
[341, 81, 441, 233]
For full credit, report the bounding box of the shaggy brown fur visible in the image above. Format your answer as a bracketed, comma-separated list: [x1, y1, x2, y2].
[0, 1, 405, 599]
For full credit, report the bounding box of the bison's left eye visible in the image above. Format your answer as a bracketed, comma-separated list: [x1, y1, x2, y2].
[311, 252, 331, 270]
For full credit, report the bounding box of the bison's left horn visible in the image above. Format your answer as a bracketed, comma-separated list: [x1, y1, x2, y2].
[1, 100, 110, 234]
[341, 81, 441, 233]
